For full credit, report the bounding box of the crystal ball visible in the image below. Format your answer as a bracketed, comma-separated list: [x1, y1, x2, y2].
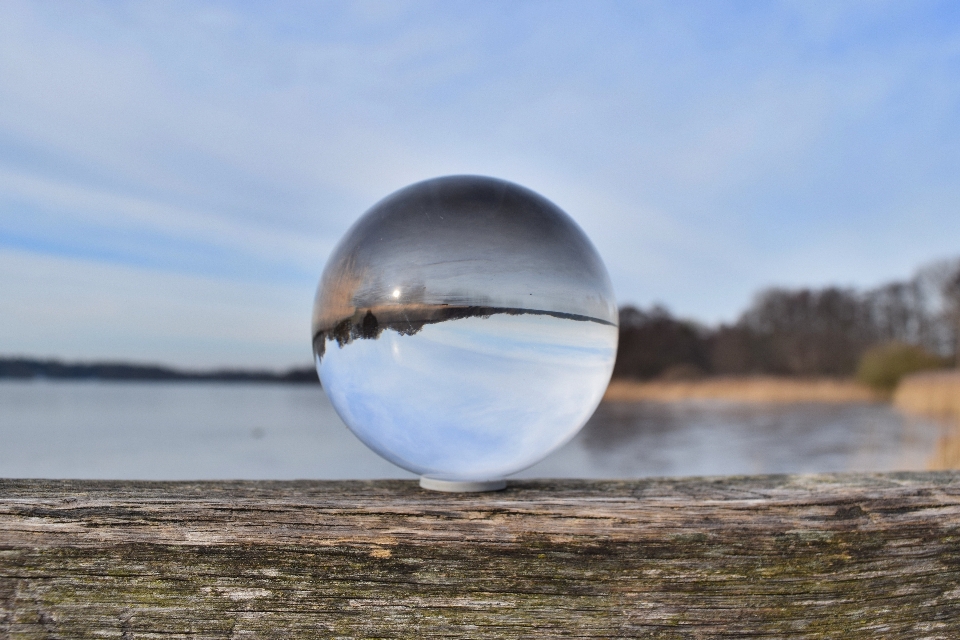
[312, 175, 618, 484]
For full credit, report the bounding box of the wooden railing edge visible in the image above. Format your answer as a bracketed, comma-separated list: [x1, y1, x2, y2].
[2, 471, 960, 638]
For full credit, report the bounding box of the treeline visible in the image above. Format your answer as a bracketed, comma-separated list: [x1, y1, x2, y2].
[614, 257, 960, 380]
[0, 358, 319, 383]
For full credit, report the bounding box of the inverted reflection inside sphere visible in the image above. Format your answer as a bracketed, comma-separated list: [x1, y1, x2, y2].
[312, 175, 618, 490]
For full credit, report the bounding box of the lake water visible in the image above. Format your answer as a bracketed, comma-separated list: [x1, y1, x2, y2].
[0, 380, 947, 480]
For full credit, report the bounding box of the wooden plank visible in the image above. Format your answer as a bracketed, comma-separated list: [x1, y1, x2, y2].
[2, 473, 960, 638]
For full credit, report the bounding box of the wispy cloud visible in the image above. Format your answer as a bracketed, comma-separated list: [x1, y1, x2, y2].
[2, 1, 960, 364]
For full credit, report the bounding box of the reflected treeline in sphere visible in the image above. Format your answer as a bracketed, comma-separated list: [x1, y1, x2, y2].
[313, 175, 618, 488]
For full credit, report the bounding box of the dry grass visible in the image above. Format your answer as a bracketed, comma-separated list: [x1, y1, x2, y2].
[893, 370, 960, 470]
[603, 376, 882, 404]
[894, 370, 960, 421]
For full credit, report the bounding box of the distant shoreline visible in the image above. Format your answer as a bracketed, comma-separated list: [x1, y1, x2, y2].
[0, 357, 319, 384]
[0, 358, 938, 407]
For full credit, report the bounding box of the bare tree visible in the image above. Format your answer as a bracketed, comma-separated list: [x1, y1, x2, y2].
[614, 306, 710, 379]
[736, 287, 870, 376]
[897, 258, 960, 362]
[943, 267, 960, 367]
[612, 256, 960, 380]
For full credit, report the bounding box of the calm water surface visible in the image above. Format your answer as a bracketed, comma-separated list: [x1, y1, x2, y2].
[0, 380, 945, 479]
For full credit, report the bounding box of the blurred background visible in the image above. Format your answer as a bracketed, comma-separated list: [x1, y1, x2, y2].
[2, 1, 960, 479]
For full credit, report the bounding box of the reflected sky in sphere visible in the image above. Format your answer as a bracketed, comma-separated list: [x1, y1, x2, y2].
[312, 175, 618, 481]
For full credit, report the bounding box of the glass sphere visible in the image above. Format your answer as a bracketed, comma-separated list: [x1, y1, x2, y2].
[312, 175, 618, 483]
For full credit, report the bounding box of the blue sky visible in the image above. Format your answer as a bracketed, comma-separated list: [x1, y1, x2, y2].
[3, 1, 960, 368]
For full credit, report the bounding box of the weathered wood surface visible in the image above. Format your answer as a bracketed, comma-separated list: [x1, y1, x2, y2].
[2, 473, 960, 638]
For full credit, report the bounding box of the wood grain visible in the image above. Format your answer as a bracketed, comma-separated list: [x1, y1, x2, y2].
[2, 473, 960, 638]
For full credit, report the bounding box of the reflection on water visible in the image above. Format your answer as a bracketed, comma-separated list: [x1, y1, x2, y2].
[519, 400, 940, 478]
[0, 381, 947, 480]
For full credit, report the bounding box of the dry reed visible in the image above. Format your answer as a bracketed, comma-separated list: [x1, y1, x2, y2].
[894, 370, 960, 421]
[603, 376, 881, 404]
[892, 371, 960, 470]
